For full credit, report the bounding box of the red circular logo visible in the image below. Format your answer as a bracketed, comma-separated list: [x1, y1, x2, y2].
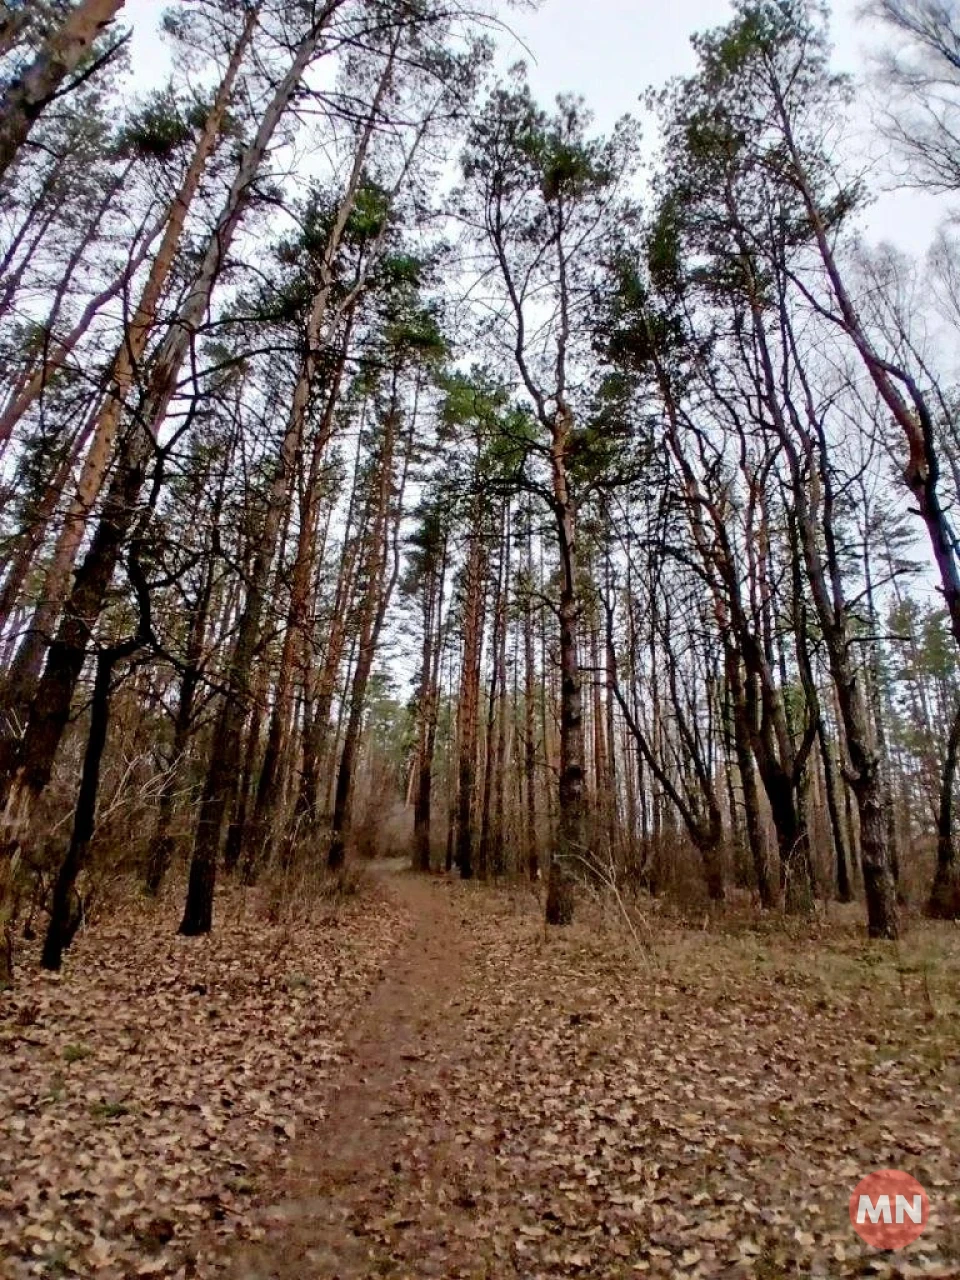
[849, 1170, 928, 1250]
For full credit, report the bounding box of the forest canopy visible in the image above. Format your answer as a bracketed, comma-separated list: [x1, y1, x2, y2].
[1, 0, 960, 976]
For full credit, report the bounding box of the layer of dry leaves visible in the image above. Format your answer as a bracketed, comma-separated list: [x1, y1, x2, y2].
[427, 892, 960, 1279]
[0, 875, 411, 1279]
[3, 869, 959, 1280]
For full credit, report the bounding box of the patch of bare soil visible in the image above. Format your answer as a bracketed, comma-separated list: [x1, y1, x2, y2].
[223, 873, 496, 1280]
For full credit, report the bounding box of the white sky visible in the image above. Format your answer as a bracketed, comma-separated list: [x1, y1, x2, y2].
[122, 0, 950, 255]
[505, 0, 948, 255]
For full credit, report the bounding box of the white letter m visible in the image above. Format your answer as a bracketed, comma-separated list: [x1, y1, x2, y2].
[857, 1194, 892, 1225]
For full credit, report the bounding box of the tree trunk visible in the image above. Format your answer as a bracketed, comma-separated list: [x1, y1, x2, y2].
[250, 348, 346, 865]
[817, 715, 853, 904]
[180, 494, 291, 934]
[413, 537, 446, 872]
[603, 557, 620, 866]
[454, 517, 486, 881]
[478, 506, 507, 881]
[41, 648, 116, 970]
[328, 404, 407, 871]
[863, 546, 902, 890]
[226, 664, 271, 877]
[785, 421, 900, 938]
[145, 445, 230, 895]
[589, 595, 609, 856]
[523, 523, 539, 881]
[726, 649, 774, 908]
[0, 0, 127, 182]
[547, 411, 583, 925]
[297, 434, 366, 829]
[928, 701, 960, 919]
[42, 552, 150, 968]
[491, 540, 510, 878]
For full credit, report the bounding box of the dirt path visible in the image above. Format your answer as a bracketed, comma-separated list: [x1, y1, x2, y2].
[227, 872, 500, 1280]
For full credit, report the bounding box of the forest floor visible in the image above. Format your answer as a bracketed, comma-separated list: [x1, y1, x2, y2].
[1, 868, 959, 1280]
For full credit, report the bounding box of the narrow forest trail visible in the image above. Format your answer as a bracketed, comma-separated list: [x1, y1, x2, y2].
[219, 872, 960, 1280]
[226, 871, 502, 1280]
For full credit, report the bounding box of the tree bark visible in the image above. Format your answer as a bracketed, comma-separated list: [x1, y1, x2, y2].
[928, 701, 960, 918]
[547, 408, 584, 924]
[453, 514, 486, 881]
[0, 0, 127, 182]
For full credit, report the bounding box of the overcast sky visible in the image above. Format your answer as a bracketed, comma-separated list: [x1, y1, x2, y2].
[123, 0, 949, 256]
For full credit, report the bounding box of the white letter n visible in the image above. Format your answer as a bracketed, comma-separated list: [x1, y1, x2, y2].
[858, 1194, 892, 1225]
[896, 1195, 923, 1225]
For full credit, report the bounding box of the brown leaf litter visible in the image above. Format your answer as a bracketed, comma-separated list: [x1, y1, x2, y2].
[3, 871, 959, 1279]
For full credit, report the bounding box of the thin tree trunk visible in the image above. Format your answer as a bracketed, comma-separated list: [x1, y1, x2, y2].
[546, 407, 584, 925]
[523, 521, 539, 880]
[145, 439, 232, 894]
[328, 401, 408, 871]
[864, 543, 901, 888]
[928, 701, 960, 918]
[250, 338, 348, 863]
[491, 514, 510, 877]
[454, 512, 486, 881]
[413, 536, 447, 872]
[817, 714, 853, 903]
[41, 648, 123, 970]
[726, 649, 773, 908]
[41, 554, 151, 970]
[297, 429, 366, 829]
[478, 504, 507, 881]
